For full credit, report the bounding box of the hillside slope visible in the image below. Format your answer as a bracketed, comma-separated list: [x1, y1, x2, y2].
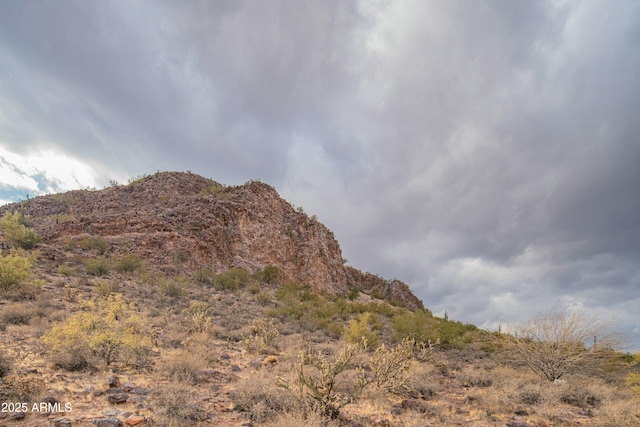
[1, 171, 423, 310]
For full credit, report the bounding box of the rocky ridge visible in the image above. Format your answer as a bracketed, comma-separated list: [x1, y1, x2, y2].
[2, 171, 423, 309]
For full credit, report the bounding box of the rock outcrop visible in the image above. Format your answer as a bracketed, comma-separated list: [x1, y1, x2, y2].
[1, 171, 423, 309]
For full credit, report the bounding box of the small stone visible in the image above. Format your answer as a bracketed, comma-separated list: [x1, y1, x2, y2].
[51, 417, 73, 427]
[107, 393, 129, 404]
[124, 415, 145, 426]
[220, 353, 231, 360]
[102, 409, 121, 417]
[108, 375, 121, 388]
[121, 382, 136, 392]
[92, 418, 123, 427]
[231, 364, 241, 372]
[506, 418, 534, 427]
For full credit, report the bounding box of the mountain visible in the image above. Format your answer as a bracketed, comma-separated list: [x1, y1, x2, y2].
[0, 171, 423, 310]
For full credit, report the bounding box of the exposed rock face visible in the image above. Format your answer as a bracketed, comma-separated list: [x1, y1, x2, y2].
[1, 171, 423, 309]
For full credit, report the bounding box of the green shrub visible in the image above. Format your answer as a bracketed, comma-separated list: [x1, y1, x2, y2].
[114, 254, 143, 273]
[0, 249, 34, 290]
[57, 264, 77, 276]
[215, 267, 252, 290]
[160, 276, 189, 298]
[255, 265, 280, 284]
[79, 236, 109, 254]
[393, 309, 438, 343]
[195, 267, 215, 285]
[85, 257, 110, 276]
[0, 212, 41, 249]
[398, 313, 475, 346]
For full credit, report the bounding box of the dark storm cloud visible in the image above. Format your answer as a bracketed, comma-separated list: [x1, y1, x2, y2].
[1, 1, 639, 342]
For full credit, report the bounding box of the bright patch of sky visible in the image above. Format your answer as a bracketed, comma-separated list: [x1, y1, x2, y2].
[0, 145, 97, 205]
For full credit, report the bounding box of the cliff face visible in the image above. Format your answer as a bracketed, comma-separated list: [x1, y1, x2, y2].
[1, 172, 423, 310]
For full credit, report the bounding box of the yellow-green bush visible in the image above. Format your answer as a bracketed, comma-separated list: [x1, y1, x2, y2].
[41, 293, 152, 369]
[0, 212, 41, 249]
[0, 249, 35, 290]
[345, 312, 379, 348]
[626, 371, 640, 396]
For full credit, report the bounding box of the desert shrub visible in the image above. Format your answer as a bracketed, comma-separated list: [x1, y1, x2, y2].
[215, 267, 252, 290]
[160, 276, 189, 298]
[160, 350, 208, 385]
[48, 348, 92, 371]
[0, 249, 34, 290]
[0, 302, 34, 325]
[278, 339, 369, 419]
[0, 211, 41, 249]
[0, 354, 11, 377]
[371, 289, 385, 300]
[57, 264, 77, 276]
[393, 309, 474, 346]
[501, 308, 622, 381]
[345, 312, 379, 347]
[254, 265, 281, 285]
[0, 375, 45, 401]
[626, 372, 640, 396]
[85, 257, 110, 276]
[95, 279, 120, 296]
[41, 293, 152, 369]
[368, 337, 414, 395]
[114, 254, 143, 273]
[231, 375, 297, 423]
[255, 291, 272, 306]
[393, 309, 437, 343]
[243, 318, 281, 354]
[154, 381, 207, 423]
[195, 266, 215, 285]
[559, 383, 603, 408]
[185, 303, 213, 334]
[592, 398, 640, 427]
[79, 236, 109, 254]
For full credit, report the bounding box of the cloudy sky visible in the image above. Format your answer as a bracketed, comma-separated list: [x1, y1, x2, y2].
[1, 1, 639, 345]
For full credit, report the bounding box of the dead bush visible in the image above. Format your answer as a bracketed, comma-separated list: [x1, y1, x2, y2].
[0, 354, 11, 377]
[154, 381, 207, 424]
[501, 308, 622, 381]
[592, 398, 640, 427]
[231, 375, 297, 423]
[0, 302, 34, 325]
[159, 349, 209, 385]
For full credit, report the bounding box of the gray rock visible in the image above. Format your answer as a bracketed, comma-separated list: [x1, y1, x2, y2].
[51, 418, 73, 427]
[92, 418, 123, 427]
[107, 393, 129, 404]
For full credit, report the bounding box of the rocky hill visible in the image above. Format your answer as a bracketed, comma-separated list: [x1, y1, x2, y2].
[1, 171, 423, 310]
